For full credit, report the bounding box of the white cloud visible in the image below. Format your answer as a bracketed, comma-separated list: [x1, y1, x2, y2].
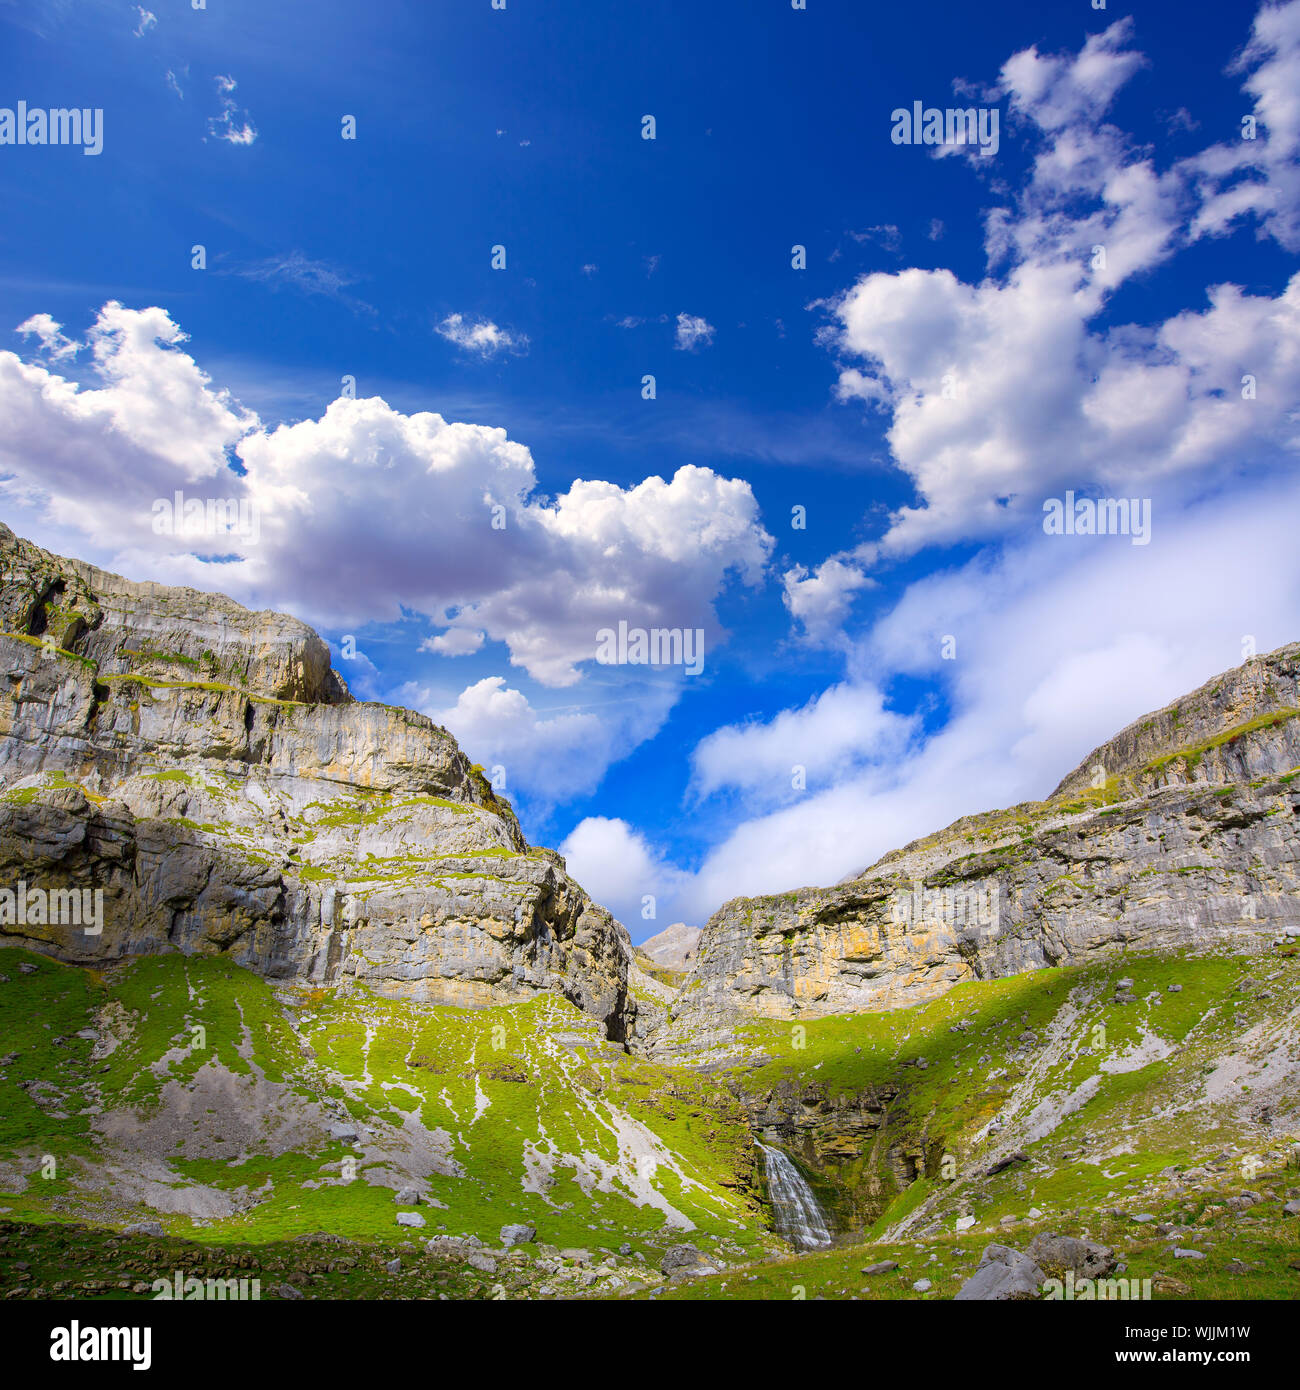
[663, 471, 1300, 918]
[132, 7, 156, 38]
[424, 677, 676, 806]
[207, 76, 257, 146]
[16, 313, 77, 360]
[0, 303, 773, 689]
[435, 313, 529, 358]
[818, 7, 1300, 563]
[674, 313, 715, 352]
[1182, 0, 1300, 252]
[420, 628, 485, 658]
[691, 682, 915, 803]
[559, 817, 692, 935]
[782, 557, 873, 645]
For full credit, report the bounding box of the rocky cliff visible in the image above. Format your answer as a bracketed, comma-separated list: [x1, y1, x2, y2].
[655, 643, 1300, 1055]
[0, 524, 636, 1038]
[639, 922, 701, 971]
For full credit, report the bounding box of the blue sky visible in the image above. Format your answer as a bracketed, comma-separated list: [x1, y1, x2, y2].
[2, 0, 1299, 940]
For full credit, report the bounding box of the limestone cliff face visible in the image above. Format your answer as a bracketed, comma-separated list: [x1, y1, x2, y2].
[0, 524, 635, 1038]
[655, 644, 1300, 1053]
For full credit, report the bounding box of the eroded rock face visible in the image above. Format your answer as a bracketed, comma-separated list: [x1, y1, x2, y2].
[0, 524, 634, 1037]
[639, 922, 701, 971]
[656, 644, 1300, 1049]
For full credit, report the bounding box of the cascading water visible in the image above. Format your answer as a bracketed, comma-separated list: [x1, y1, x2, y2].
[756, 1141, 832, 1250]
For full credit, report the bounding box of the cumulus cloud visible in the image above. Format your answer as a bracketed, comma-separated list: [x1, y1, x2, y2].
[674, 313, 715, 352]
[423, 677, 677, 807]
[16, 313, 77, 360]
[691, 682, 915, 803]
[435, 313, 529, 358]
[559, 817, 693, 935]
[1182, 0, 1300, 251]
[782, 557, 874, 645]
[819, 8, 1300, 561]
[0, 302, 773, 689]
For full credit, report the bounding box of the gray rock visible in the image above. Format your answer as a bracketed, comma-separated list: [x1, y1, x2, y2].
[660, 1243, 720, 1279]
[1026, 1232, 1117, 1280]
[395, 1212, 426, 1229]
[122, 1222, 165, 1239]
[912, 1278, 932, 1292]
[499, 1223, 536, 1248]
[0, 523, 637, 1041]
[271, 1283, 303, 1300]
[384, 1258, 401, 1273]
[1172, 1248, 1205, 1259]
[466, 1252, 498, 1275]
[954, 1244, 1046, 1301]
[1282, 1201, 1300, 1216]
[425, 1235, 484, 1259]
[394, 1187, 420, 1205]
[861, 1261, 899, 1275]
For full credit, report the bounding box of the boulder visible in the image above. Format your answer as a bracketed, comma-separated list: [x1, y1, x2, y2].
[425, 1235, 484, 1259]
[660, 1243, 721, 1279]
[954, 1244, 1046, 1301]
[1026, 1232, 1117, 1280]
[500, 1223, 536, 1248]
[395, 1212, 426, 1229]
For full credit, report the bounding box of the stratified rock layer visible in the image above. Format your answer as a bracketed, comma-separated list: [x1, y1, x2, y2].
[657, 644, 1300, 1053]
[0, 524, 634, 1037]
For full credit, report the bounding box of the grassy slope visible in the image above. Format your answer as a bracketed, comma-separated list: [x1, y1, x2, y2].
[0, 948, 765, 1272]
[2, 942, 1298, 1299]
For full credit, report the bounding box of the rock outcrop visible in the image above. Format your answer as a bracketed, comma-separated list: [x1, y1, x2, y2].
[639, 922, 701, 971]
[0, 524, 635, 1037]
[655, 643, 1300, 1051]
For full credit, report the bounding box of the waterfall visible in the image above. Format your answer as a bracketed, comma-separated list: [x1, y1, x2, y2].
[756, 1141, 832, 1250]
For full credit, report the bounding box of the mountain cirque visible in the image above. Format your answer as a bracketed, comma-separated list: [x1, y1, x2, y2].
[1, 524, 1299, 1303]
[0, 523, 635, 1040]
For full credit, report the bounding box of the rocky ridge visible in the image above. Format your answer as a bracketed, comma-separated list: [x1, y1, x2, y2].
[0, 523, 636, 1039]
[654, 643, 1300, 1055]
